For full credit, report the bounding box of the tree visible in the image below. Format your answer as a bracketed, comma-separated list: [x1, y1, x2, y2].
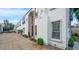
[4, 20, 9, 25]
[3, 20, 14, 31]
[70, 8, 79, 22]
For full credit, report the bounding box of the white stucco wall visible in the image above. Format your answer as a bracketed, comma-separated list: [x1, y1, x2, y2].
[16, 14, 28, 35]
[37, 9, 48, 45]
[36, 8, 70, 49]
[25, 14, 28, 35]
[48, 8, 69, 49]
[66, 9, 70, 48]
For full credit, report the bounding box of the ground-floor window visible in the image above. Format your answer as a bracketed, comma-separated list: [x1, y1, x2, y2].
[52, 20, 60, 39]
[23, 28, 25, 34]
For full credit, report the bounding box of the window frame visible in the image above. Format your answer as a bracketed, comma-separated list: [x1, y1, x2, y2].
[51, 20, 62, 42]
[52, 20, 60, 39]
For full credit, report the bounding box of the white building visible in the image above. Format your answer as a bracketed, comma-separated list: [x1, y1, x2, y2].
[0, 24, 3, 33]
[15, 9, 32, 35]
[16, 8, 70, 49]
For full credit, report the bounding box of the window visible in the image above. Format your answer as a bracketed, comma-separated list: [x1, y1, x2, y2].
[35, 12, 38, 18]
[39, 10, 43, 19]
[52, 21, 60, 39]
[23, 28, 25, 33]
[22, 19, 25, 24]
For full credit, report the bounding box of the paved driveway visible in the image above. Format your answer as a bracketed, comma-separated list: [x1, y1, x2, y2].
[73, 41, 79, 50]
[0, 33, 61, 50]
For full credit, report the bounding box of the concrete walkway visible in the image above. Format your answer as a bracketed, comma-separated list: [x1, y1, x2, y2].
[73, 37, 79, 50]
[0, 33, 61, 50]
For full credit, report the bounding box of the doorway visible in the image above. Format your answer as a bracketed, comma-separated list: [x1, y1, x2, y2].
[28, 11, 35, 37]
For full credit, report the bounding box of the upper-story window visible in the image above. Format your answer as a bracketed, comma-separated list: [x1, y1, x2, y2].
[35, 25, 37, 35]
[22, 19, 25, 24]
[35, 12, 38, 18]
[39, 10, 43, 19]
[23, 28, 25, 33]
[35, 9, 38, 18]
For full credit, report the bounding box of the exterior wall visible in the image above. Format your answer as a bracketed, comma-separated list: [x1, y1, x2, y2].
[25, 15, 28, 35]
[15, 14, 29, 35]
[36, 8, 70, 49]
[66, 9, 70, 48]
[48, 8, 70, 49]
[36, 8, 49, 45]
[15, 9, 34, 36]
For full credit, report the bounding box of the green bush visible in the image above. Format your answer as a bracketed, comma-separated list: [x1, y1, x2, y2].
[71, 33, 75, 36]
[68, 37, 74, 47]
[36, 38, 44, 45]
[71, 35, 76, 41]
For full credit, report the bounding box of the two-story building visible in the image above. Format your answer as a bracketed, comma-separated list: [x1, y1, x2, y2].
[16, 8, 71, 49]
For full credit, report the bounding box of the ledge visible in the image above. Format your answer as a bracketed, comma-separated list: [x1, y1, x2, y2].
[50, 38, 63, 43]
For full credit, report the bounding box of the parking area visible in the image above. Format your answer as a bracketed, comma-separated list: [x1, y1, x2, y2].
[0, 33, 61, 50]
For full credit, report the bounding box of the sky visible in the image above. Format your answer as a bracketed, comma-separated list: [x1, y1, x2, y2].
[0, 8, 78, 25]
[0, 8, 30, 25]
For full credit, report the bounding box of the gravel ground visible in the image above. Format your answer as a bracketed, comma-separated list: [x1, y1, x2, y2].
[0, 33, 61, 50]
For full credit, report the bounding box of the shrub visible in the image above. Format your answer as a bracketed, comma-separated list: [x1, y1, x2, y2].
[71, 33, 75, 36]
[36, 38, 44, 45]
[68, 37, 74, 47]
[71, 35, 76, 41]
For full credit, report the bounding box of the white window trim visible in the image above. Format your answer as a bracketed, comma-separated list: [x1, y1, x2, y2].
[50, 20, 62, 43]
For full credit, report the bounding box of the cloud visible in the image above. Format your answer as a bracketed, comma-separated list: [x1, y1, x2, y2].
[0, 8, 30, 24]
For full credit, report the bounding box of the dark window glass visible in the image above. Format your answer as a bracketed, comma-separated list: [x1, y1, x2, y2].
[52, 21, 60, 39]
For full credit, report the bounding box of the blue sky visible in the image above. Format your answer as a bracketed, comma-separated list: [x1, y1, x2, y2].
[0, 8, 78, 25]
[0, 8, 30, 24]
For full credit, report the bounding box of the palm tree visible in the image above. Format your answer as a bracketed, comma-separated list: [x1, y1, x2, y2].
[71, 8, 79, 21]
[70, 8, 79, 35]
[74, 9, 79, 22]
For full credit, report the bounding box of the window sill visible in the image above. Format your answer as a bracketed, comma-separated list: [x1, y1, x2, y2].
[50, 38, 62, 43]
